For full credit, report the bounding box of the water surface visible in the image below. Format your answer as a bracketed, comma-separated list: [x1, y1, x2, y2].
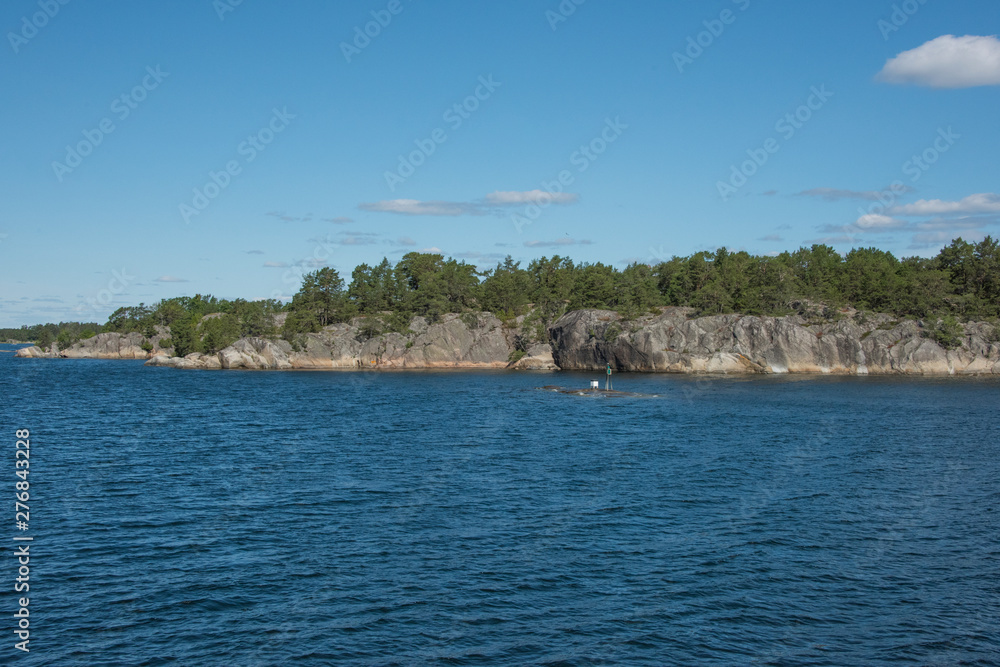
[2, 348, 998, 665]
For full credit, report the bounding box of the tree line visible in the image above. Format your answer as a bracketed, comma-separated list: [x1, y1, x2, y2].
[9, 237, 999, 350]
[281, 238, 1000, 328]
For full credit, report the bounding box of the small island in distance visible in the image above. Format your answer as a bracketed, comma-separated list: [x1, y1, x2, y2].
[9, 239, 1000, 375]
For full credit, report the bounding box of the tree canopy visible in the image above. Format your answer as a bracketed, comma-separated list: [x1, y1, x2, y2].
[12, 237, 999, 348]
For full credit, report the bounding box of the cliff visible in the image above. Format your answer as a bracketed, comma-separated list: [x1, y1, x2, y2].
[14, 309, 1000, 375]
[144, 313, 518, 370]
[548, 308, 1000, 375]
[14, 332, 152, 359]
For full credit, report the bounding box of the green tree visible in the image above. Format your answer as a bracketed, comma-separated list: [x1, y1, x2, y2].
[199, 314, 241, 353]
[929, 315, 963, 350]
[480, 256, 531, 317]
[616, 263, 661, 317]
[170, 316, 198, 356]
[571, 262, 617, 310]
[36, 329, 53, 350]
[288, 268, 346, 328]
[528, 255, 575, 319]
[56, 328, 77, 350]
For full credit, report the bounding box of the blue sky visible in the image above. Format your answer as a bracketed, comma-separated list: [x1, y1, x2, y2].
[1, 0, 998, 327]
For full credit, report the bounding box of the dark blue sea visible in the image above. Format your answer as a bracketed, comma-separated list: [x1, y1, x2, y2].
[1, 344, 999, 665]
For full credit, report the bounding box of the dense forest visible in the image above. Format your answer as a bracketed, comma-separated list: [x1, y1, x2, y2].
[6, 237, 998, 352]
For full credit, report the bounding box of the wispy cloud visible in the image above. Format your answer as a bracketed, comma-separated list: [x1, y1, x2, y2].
[454, 251, 509, 263]
[359, 200, 483, 216]
[856, 213, 906, 229]
[483, 190, 578, 206]
[339, 236, 379, 246]
[263, 261, 289, 268]
[324, 216, 353, 224]
[266, 211, 314, 223]
[396, 236, 417, 246]
[806, 235, 859, 245]
[797, 186, 913, 202]
[246, 250, 265, 255]
[524, 238, 593, 248]
[758, 234, 784, 242]
[154, 275, 189, 283]
[360, 189, 581, 218]
[877, 35, 1000, 88]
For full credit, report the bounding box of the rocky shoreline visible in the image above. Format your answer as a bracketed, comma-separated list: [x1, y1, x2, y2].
[14, 308, 1000, 375]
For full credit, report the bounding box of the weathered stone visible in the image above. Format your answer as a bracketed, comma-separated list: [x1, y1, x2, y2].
[548, 310, 1000, 375]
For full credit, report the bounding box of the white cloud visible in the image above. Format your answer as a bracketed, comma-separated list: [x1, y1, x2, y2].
[877, 35, 1000, 88]
[358, 200, 480, 216]
[888, 193, 1000, 216]
[484, 190, 579, 206]
[154, 275, 189, 283]
[359, 190, 579, 217]
[855, 213, 905, 229]
[263, 261, 289, 268]
[339, 236, 378, 246]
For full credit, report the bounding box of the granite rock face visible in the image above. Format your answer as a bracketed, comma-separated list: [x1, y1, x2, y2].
[15, 332, 152, 360]
[547, 308, 1000, 375]
[508, 343, 559, 371]
[16, 309, 1000, 374]
[143, 313, 519, 370]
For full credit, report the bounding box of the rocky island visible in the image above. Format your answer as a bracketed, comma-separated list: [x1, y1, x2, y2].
[16, 307, 1000, 375]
